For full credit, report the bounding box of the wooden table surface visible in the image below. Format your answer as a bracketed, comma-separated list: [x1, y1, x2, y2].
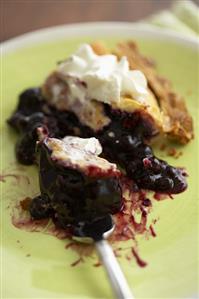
[0, 0, 197, 42]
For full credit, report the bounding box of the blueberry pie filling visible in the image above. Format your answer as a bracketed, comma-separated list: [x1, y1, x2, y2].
[8, 87, 187, 194]
[97, 113, 187, 194]
[30, 135, 122, 231]
[8, 41, 193, 229]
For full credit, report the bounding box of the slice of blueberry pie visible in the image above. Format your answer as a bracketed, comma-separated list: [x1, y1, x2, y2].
[8, 41, 193, 229]
[29, 134, 122, 232]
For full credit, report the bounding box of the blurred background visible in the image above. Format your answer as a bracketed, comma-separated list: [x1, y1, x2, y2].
[1, 0, 198, 42]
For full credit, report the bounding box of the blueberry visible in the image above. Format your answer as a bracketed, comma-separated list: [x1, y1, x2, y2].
[29, 195, 53, 219]
[7, 112, 29, 132]
[16, 134, 37, 165]
[120, 135, 141, 152]
[154, 176, 174, 191]
[26, 113, 45, 131]
[17, 88, 43, 115]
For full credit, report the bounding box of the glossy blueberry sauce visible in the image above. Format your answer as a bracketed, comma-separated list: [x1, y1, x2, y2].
[8, 88, 187, 194]
[28, 139, 122, 230]
[11, 176, 157, 267]
[7, 87, 187, 243]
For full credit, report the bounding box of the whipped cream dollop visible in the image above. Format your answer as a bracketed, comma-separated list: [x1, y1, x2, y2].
[57, 44, 148, 104]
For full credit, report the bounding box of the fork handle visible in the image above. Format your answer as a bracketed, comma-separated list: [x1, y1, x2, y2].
[95, 239, 134, 299]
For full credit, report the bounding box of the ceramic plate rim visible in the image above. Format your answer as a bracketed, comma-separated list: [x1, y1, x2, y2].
[2, 22, 198, 55]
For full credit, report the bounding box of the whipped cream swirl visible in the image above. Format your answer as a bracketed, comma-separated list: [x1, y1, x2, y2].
[57, 44, 148, 105]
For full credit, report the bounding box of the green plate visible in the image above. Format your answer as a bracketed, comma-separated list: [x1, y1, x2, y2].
[1, 23, 198, 299]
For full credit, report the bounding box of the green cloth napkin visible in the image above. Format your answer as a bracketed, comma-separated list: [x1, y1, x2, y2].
[145, 0, 199, 39]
